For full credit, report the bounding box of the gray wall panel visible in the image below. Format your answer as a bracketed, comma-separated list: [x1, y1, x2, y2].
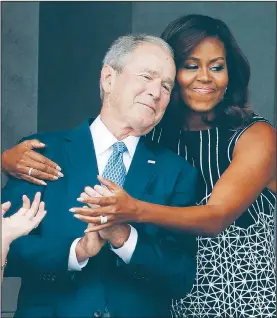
[1, 2, 39, 315]
[1, 1, 39, 151]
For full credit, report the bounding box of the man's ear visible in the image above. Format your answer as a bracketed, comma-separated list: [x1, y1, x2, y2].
[101, 65, 117, 95]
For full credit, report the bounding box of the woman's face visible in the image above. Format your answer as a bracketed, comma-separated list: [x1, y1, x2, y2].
[177, 37, 229, 113]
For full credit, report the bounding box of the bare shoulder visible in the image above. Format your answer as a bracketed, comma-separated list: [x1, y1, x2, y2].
[232, 121, 276, 192]
[234, 121, 276, 157]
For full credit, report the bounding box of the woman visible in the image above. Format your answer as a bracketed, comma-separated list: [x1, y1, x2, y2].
[2, 14, 276, 317]
[2, 192, 46, 280]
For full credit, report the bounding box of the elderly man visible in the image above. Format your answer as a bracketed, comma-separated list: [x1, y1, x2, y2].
[2, 34, 198, 318]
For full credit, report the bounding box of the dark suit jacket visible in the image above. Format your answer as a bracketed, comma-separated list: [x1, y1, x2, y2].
[3, 119, 198, 318]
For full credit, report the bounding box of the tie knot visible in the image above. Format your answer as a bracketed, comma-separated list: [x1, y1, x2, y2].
[112, 141, 127, 155]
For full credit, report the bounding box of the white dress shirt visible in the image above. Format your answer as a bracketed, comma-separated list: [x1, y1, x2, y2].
[68, 116, 140, 271]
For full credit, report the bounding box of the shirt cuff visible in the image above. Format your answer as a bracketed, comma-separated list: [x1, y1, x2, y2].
[110, 225, 138, 264]
[68, 238, 89, 271]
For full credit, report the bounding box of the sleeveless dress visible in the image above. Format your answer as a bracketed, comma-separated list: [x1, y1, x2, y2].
[152, 113, 276, 318]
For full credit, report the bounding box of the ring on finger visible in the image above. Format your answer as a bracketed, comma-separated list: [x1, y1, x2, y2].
[100, 215, 108, 224]
[28, 168, 34, 176]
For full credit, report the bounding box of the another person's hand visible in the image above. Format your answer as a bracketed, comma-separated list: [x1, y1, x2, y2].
[2, 139, 63, 185]
[2, 192, 47, 246]
[70, 176, 139, 231]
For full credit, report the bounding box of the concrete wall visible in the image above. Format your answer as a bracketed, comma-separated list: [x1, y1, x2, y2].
[1, 2, 40, 316]
[1, 2, 39, 186]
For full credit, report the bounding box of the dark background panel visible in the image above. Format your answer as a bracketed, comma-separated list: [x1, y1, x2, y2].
[38, 1, 132, 132]
[132, 1, 276, 127]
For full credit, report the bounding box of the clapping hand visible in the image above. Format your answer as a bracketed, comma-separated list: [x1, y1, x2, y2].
[2, 192, 47, 245]
[70, 176, 139, 231]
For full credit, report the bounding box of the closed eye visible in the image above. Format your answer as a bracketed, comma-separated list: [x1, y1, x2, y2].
[140, 74, 152, 80]
[162, 84, 171, 93]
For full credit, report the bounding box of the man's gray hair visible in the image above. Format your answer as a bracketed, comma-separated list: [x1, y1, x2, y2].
[100, 34, 174, 100]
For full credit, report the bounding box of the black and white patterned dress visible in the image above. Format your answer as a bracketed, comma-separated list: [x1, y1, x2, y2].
[152, 113, 276, 318]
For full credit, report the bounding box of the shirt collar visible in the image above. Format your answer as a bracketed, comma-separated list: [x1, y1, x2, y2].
[90, 116, 140, 158]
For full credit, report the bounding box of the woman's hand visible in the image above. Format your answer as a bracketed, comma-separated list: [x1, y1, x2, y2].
[70, 176, 140, 231]
[2, 192, 47, 245]
[2, 139, 63, 185]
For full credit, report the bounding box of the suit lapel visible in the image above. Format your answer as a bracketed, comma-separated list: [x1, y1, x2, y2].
[63, 119, 99, 235]
[124, 137, 158, 199]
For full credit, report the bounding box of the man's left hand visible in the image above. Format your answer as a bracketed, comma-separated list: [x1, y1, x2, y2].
[98, 224, 131, 248]
[71, 183, 130, 246]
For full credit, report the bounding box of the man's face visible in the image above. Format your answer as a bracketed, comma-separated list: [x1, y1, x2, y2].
[104, 43, 176, 135]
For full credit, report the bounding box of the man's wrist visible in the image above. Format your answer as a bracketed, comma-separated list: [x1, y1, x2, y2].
[75, 238, 90, 262]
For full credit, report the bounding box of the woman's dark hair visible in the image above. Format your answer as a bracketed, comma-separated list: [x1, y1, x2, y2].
[160, 14, 252, 135]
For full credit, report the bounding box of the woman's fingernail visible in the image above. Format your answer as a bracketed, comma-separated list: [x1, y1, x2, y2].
[53, 176, 58, 180]
[40, 181, 47, 186]
[40, 143, 46, 146]
[73, 214, 80, 219]
[56, 165, 62, 171]
[69, 208, 76, 212]
[58, 172, 64, 178]
[77, 197, 84, 202]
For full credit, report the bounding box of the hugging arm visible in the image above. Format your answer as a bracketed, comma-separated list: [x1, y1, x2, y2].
[117, 167, 198, 298]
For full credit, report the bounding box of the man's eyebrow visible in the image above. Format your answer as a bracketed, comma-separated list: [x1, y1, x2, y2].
[141, 68, 159, 76]
[141, 68, 174, 88]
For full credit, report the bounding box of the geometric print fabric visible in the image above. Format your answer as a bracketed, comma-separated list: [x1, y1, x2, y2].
[150, 113, 276, 318]
[172, 210, 276, 317]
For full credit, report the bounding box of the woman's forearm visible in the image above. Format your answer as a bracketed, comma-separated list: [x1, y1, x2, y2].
[1, 240, 11, 281]
[137, 201, 225, 236]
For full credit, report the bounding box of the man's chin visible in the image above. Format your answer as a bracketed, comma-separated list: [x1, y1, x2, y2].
[131, 120, 156, 136]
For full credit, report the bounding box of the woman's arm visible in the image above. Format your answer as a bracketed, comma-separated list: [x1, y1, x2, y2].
[70, 122, 276, 236]
[1, 195, 46, 281]
[2, 202, 12, 278]
[142, 121, 275, 235]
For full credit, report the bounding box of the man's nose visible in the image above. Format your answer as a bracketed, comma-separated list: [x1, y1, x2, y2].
[147, 80, 162, 99]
